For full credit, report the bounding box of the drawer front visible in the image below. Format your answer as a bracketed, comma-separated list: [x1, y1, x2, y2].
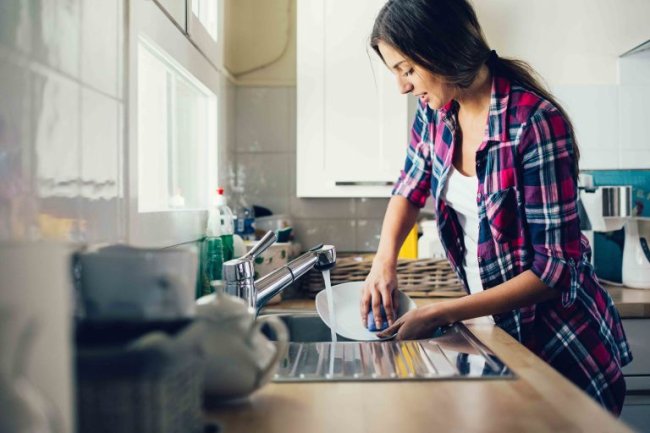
[621, 394, 650, 433]
[622, 319, 650, 377]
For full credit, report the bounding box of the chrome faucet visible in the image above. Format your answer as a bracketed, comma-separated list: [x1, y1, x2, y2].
[222, 231, 336, 313]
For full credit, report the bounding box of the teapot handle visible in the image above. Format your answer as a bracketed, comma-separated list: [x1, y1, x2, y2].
[253, 315, 288, 379]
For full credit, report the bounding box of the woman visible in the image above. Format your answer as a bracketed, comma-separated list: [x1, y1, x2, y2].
[360, 0, 632, 415]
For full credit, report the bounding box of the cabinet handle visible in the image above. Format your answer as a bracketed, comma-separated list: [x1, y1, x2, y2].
[335, 181, 394, 187]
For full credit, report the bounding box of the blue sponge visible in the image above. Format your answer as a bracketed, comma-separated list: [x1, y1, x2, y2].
[367, 306, 389, 332]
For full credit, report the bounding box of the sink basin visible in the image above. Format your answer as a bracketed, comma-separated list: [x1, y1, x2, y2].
[261, 313, 515, 382]
[262, 311, 355, 342]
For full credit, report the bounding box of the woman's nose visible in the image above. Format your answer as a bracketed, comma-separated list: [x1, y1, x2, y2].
[398, 77, 413, 95]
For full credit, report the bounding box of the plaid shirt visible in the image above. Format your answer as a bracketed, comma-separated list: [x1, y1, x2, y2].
[393, 74, 632, 413]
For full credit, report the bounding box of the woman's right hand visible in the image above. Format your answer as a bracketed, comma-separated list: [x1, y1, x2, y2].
[360, 257, 399, 329]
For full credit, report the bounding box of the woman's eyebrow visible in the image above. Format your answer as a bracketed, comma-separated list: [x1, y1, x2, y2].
[392, 60, 406, 70]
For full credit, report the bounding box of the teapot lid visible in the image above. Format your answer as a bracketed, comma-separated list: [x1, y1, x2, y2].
[195, 291, 254, 322]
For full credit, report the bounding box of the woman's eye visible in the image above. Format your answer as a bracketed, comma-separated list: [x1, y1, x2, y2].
[403, 69, 414, 77]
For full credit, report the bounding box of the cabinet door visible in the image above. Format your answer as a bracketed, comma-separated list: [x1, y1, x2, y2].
[622, 319, 650, 391]
[297, 0, 409, 197]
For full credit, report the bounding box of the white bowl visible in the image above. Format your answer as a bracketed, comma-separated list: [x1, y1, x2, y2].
[315, 281, 417, 341]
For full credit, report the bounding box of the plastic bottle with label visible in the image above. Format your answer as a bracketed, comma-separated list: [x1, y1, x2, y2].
[232, 188, 256, 241]
[197, 188, 236, 297]
[207, 187, 235, 262]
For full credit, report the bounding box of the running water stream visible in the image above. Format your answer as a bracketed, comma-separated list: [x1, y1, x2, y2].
[322, 270, 337, 377]
[322, 270, 337, 343]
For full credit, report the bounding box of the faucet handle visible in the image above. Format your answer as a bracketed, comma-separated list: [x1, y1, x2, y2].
[223, 231, 277, 286]
[242, 230, 277, 261]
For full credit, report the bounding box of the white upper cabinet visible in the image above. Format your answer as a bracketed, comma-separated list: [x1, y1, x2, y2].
[297, 0, 409, 197]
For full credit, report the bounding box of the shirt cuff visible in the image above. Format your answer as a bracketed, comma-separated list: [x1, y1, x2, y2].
[530, 252, 590, 308]
[391, 174, 428, 209]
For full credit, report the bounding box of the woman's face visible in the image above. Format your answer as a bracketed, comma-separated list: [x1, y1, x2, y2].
[377, 41, 454, 110]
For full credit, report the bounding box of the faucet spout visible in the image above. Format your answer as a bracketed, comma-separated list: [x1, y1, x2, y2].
[255, 245, 336, 311]
[222, 231, 336, 314]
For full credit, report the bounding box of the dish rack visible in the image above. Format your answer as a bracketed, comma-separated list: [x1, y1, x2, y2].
[301, 254, 465, 298]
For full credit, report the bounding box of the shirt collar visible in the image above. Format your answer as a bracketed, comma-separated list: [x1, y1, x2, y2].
[438, 74, 511, 144]
[485, 75, 511, 143]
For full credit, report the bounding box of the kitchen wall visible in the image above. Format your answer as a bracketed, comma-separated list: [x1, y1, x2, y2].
[0, 1, 237, 245]
[473, 0, 650, 169]
[230, 0, 394, 253]
[0, 0, 126, 243]
[234, 86, 393, 252]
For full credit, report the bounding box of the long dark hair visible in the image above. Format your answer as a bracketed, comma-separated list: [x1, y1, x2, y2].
[370, 0, 579, 177]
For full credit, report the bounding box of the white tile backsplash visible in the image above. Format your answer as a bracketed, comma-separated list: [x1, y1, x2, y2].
[0, 55, 35, 238]
[0, 1, 33, 54]
[236, 152, 291, 215]
[553, 84, 619, 169]
[619, 85, 650, 156]
[34, 0, 80, 77]
[293, 218, 357, 252]
[0, 0, 127, 242]
[288, 86, 296, 152]
[79, 87, 120, 242]
[290, 196, 356, 219]
[236, 87, 291, 152]
[355, 197, 390, 219]
[81, 87, 119, 199]
[619, 52, 650, 86]
[81, 0, 119, 96]
[33, 66, 80, 199]
[580, 149, 621, 170]
[619, 150, 650, 170]
[355, 219, 382, 252]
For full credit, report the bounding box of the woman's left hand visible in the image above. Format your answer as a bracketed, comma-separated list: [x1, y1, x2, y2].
[376, 303, 452, 340]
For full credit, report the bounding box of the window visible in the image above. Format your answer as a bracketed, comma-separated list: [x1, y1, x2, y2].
[192, 0, 219, 42]
[188, 0, 221, 66]
[137, 36, 217, 212]
[128, 0, 226, 245]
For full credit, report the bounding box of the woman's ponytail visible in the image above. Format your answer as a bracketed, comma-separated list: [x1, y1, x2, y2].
[490, 54, 580, 178]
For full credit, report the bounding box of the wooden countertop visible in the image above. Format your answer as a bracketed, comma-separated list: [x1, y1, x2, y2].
[602, 284, 650, 318]
[262, 283, 650, 318]
[204, 291, 640, 433]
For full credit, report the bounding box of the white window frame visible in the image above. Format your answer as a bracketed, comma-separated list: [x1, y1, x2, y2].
[127, 0, 226, 246]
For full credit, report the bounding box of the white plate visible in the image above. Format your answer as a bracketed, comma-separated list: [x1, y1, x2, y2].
[315, 281, 417, 341]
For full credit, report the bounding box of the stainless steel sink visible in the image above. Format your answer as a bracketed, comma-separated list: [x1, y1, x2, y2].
[262, 311, 355, 343]
[261, 313, 515, 382]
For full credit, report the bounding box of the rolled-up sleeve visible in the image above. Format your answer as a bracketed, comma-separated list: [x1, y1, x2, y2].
[392, 100, 432, 208]
[519, 109, 583, 307]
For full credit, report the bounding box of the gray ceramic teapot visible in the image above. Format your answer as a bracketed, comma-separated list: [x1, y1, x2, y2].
[183, 291, 288, 401]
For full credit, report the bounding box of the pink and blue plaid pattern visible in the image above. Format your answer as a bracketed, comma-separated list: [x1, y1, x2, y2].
[393, 75, 632, 414]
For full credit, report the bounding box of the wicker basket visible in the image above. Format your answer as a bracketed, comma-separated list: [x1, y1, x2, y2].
[301, 254, 465, 298]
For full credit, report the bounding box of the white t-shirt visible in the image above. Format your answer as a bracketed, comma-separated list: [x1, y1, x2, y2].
[442, 166, 484, 294]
